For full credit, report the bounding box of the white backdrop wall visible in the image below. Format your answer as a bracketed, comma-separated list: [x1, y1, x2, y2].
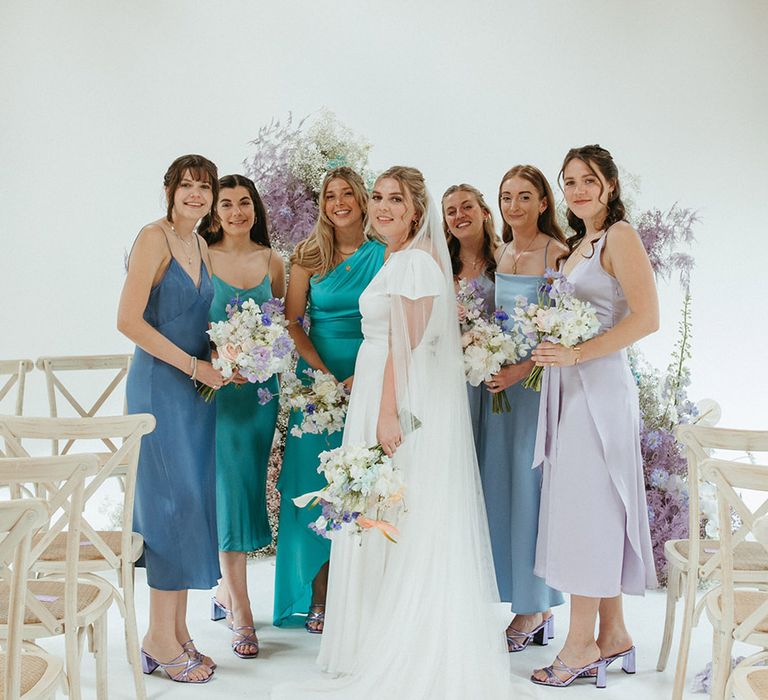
[1, 0, 766, 427]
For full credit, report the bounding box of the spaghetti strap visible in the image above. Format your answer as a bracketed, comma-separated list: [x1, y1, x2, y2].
[267, 246, 274, 267]
[500, 241, 512, 259]
[542, 238, 551, 265]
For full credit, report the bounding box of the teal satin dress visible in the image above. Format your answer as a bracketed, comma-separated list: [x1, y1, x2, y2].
[210, 273, 279, 552]
[274, 239, 385, 627]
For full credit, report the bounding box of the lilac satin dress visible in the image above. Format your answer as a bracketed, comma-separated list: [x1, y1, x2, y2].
[533, 233, 657, 597]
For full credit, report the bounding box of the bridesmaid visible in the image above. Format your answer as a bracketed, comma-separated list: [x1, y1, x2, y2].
[273, 166, 385, 631]
[441, 184, 497, 444]
[118, 154, 224, 684]
[199, 174, 286, 659]
[485, 165, 568, 652]
[531, 145, 658, 687]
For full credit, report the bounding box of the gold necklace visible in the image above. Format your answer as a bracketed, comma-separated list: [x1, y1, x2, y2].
[511, 233, 540, 274]
[460, 256, 483, 271]
[170, 224, 195, 265]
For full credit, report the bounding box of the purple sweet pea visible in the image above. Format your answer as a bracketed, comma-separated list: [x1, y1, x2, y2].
[261, 298, 285, 316]
[257, 388, 273, 405]
[272, 334, 294, 359]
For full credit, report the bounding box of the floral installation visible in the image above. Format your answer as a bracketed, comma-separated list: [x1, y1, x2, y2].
[244, 109, 375, 255]
[461, 312, 530, 413]
[280, 369, 350, 438]
[293, 413, 421, 542]
[629, 203, 708, 585]
[512, 269, 601, 391]
[203, 296, 294, 401]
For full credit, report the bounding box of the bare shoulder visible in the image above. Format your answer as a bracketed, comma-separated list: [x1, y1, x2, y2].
[132, 222, 170, 257]
[270, 249, 286, 276]
[197, 234, 210, 254]
[606, 221, 640, 245]
[546, 239, 570, 267]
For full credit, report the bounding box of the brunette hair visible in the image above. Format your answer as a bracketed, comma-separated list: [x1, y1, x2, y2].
[497, 165, 566, 245]
[559, 144, 627, 253]
[163, 154, 218, 222]
[441, 184, 497, 280]
[199, 174, 271, 247]
[291, 166, 369, 276]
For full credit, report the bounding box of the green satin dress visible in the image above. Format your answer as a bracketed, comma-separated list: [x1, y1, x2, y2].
[210, 273, 279, 552]
[274, 239, 385, 627]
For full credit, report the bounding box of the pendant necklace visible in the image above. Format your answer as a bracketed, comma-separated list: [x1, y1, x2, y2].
[337, 240, 362, 271]
[171, 224, 195, 265]
[511, 233, 540, 274]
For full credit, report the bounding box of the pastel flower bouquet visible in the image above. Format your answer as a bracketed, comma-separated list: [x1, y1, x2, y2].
[280, 368, 350, 437]
[455, 278, 487, 334]
[512, 269, 601, 391]
[461, 312, 531, 413]
[293, 413, 421, 542]
[202, 296, 294, 401]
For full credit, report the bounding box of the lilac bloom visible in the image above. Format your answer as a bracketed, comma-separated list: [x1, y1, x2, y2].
[257, 388, 273, 405]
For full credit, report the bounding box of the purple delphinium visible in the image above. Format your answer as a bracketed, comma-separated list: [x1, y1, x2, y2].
[261, 298, 285, 316]
[493, 308, 509, 325]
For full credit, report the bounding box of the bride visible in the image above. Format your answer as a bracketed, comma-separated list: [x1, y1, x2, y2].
[274, 166, 531, 699]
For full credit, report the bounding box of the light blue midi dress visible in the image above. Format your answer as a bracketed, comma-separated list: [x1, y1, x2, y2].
[473, 253, 564, 614]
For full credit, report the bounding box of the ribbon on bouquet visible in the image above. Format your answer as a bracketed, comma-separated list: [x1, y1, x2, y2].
[356, 515, 400, 543]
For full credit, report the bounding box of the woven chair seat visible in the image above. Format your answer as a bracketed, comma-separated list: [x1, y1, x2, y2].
[33, 530, 143, 564]
[744, 667, 768, 697]
[0, 651, 52, 696]
[710, 590, 768, 634]
[0, 651, 54, 697]
[668, 539, 768, 571]
[0, 579, 102, 625]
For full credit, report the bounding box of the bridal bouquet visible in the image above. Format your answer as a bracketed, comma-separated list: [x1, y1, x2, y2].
[461, 312, 531, 413]
[455, 277, 487, 333]
[280, 369, 350, 437]
[202, 296, 294, 401]
[512, 269, 601, 391]
[293, 413, 421, 542]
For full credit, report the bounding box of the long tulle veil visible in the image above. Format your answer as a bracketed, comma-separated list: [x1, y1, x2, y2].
[272, 193, 533, 699]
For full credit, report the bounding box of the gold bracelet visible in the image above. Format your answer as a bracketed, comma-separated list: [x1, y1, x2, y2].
[573, 346, 582, 365]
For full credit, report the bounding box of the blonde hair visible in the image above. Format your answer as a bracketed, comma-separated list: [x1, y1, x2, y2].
[367, 166, 428, 241]
[441, 184, 498, 279]
[291, 166, 369, 276]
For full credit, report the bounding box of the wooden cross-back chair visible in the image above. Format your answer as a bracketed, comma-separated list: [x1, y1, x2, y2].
[0, 415, 155, 700]
[35, 355, 132, 457]
[0, 454, 113, 700]
[701, 457, 768, 699]
[658, 425, 768, 700]
[0, 361, 33, 458]
[0, 498, 62, 700]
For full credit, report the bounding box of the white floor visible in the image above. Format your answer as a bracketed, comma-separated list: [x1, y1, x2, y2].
[40, 558, 736, 699]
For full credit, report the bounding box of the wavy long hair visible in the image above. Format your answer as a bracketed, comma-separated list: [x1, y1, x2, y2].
[559, 144, 627, 254]
[368, 165, 428, 238]
[441, 184, 497, 280]
[291, 166, 369, 276]
[497, 165, 566, 246]
[198, 174, 271, 247]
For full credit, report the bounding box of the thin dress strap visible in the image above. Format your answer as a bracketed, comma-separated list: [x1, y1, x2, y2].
[542, 238, 551, 263]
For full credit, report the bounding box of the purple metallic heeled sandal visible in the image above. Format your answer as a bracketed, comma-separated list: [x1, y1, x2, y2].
[531, 655, 607, 688]
[231, 626, 260, 659]
[305, 603, 325, 634]
[181, 639, 216, 671]
[140, 648, 213, 684]
[506, 614, 555, 653]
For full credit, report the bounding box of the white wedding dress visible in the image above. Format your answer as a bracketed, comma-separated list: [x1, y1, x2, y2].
[273, 201, 534, 700]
